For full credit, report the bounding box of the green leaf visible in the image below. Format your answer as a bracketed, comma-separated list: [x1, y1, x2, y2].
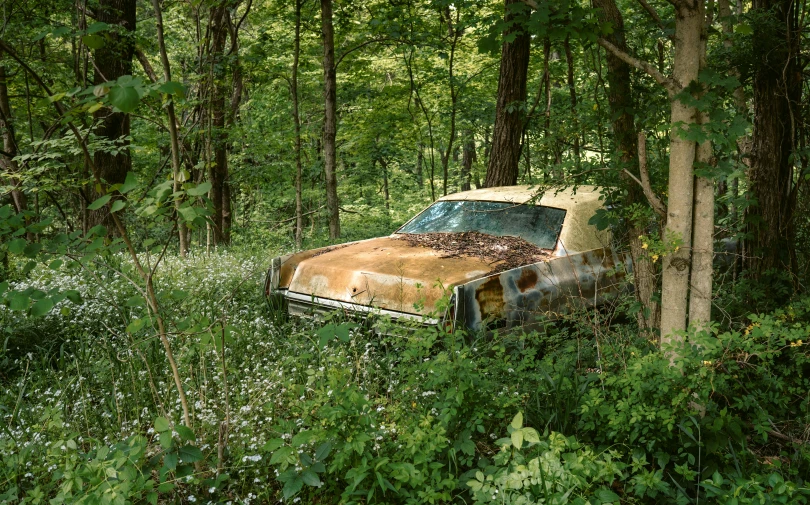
[270, 446, 293, 465]
[110, 200, 126, 213]
[126, 295, 146, 307]
[157, 482, 174, 493]
[595, 488, 621, 503]
[87, 195, 111, 210]
[263, 439, 285, 452]
[65, 290, 82, 304]
[30, 298, 54, 317]
[10, 293, 29, 311]
[154, 417, 171, 433]
[175, 425, 195, 442]
[81, 34, 105, 49]
[186, 182, 211, 197]
[108, 85, 140, 113]
[291, 430, 314, 447]
[511, 430, 523, 450]
[120, 172, 138, 194]
[301, 469, 321, 487]
[163, 452, 178, 470]
[315, 442, 332, 461]
[282, 477, 304, 499]
[127, 318, 146, 333]
[510, 411, 523, 430]
[86, 22, 110, 34]
[49, 259, 63, 270]
[23, 243, 42, 258]
[157, 81, 186, 97]
[7, 238, 26, 254]
[178, 445, 203, 463]
[159, 431, 173, 449]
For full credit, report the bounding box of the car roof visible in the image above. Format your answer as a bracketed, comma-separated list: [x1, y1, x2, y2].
[436, 185, 610, 253]
[437, 185, 605, 211]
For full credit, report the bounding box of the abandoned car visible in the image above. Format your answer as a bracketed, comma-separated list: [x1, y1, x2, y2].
[264, 185, 630, 332]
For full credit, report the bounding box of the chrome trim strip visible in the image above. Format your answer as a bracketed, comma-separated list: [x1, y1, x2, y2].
[284, 290, 439, 325]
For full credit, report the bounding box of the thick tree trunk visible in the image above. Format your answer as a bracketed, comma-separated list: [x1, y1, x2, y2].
[688, 7, 714, 329]
[292, 0, 303, 248]
[745, 0, 801, 280]
[321, 0, 340, 239]
[484, 0, 530, 188]
[89, 0, 136, 231]
[660, 0, 703, 343]
[209, 2, 230, 245]
[151, 0, 189, 256]
[594, 0, 660, 331]
[0, 63, 28, 218]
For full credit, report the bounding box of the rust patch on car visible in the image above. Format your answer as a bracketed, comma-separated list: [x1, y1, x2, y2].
[516, 268, 538, 292]
[474, 276, 505, 318]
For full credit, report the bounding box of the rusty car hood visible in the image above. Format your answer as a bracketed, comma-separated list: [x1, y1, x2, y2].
[284, 236, 496, 315]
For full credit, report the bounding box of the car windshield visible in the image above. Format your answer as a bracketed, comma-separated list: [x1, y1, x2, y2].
[397, 200, 566, 249]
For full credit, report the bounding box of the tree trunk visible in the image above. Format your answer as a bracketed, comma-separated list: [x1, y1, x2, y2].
[660, 0, 703, 343]
[89, 0, 136, 231]
[321, 0, 340, 239]
[484, 0, 530, 188]
[461, 131, 475, 191]
[594, 0, 660, 332]
[151, 0, 189, 256]
[745, 0, 801, 281]
[0, 62, 28, 218]
[380, 158, 390, 210]
[688, 6, 714, 329]
[563, 35, 580, 168]
[292, 0, 303, 249]
[209, 2, 230, 245]
[416, 143, 424, 187]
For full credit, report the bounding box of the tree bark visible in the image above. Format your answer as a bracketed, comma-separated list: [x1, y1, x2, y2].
[484, 0, 530, 188]
[0, 62, 28, 218]
[593, 0, 661, 332]
[660, 0, 703, 343]
[292, 0, 303, 248]
[208, 2, 230, 245]
[461, 131, 475, 191]
[321, 0, 340, 239]
[688, 6, 714, 329]
[563, 34, 580, 168]
[151, 0, 189, 256]
[745, 0, 801, 281]
[89, 0, 136, 231]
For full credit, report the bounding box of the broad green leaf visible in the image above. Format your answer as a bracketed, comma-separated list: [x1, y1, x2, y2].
[30, 298, 54, 317]
[510, 411, 523, 430]
[291, 430, 314, 447]
[127, 318, 146, 333]
[163, 452, 178, 470]
[49, 259, 63, 270]
[159, 431, 173, 449]
[282, 477, 304, 499]
[10, 293, 29, 311]
[263, 439, 284, 452]
[65, 290, 82, 304]
[301, 469, 321, 487]
[157, 482, 174, 492]
[178, 445, 203, 463]
[7, 238, 26, 254]
[186, 182, 211, 197]
[87, 195, 111, 210]
[270, 446, 293, 465]
[109, 85, 140, 113]
[110, 200, 126, 213]
[315, 442, 332, 461]
[154, 417, 171, 433]
[595, 488, 621, 503]
[81, 34, 105, 49]
[86, 22, 110, 34]
[511, 429, 523, 450]
[157, 81, 186, 97]
[175, 425, 195, 442]
[120, 172, 138, 194]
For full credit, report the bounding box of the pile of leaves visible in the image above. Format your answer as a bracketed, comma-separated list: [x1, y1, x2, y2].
[394, 231, 552, 272]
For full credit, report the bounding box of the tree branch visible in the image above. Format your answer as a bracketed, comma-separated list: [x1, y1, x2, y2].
[635, 0, 668, 34]
[596, 37, 679, 94]
[336, 38, 397, 70]
[627, 131, 667, 219]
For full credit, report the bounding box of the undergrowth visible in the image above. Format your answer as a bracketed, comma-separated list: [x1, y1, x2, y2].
[1, 248, 809, 504]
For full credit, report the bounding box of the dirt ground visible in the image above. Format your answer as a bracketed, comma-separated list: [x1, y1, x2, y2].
[393, 231, 552, 273]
